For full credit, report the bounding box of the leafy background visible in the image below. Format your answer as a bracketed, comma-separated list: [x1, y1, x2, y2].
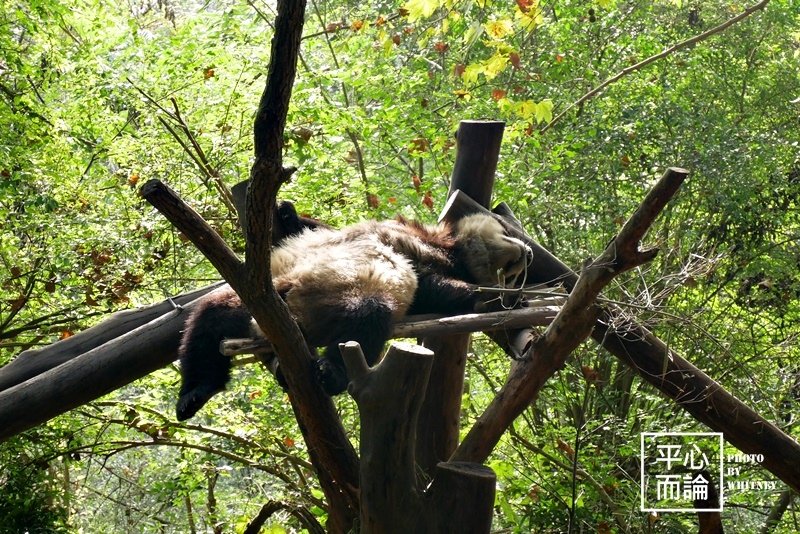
[1, 0, 798, 531]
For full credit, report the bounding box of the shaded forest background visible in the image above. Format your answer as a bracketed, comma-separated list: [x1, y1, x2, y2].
[1, 0, 798, 532]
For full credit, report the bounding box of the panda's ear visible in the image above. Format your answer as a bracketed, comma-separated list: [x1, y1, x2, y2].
[272, 201, 330, 245]
[273, 201, 303, 244]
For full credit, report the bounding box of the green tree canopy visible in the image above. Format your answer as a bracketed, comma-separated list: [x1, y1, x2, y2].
[1, 0, 798, 531]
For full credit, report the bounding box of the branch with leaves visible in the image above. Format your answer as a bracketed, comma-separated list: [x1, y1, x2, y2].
[128, 78, 238, 215]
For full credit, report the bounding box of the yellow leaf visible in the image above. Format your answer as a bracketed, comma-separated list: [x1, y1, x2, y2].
[462, 63, 483, 85]
[496, 97, 513, 114]
[484, 19, 514, 40]
[515, 0, 543, 29]
[515, 100, 536, 120]
[404, 0, 442, 22]
[482, 53, 508, 80]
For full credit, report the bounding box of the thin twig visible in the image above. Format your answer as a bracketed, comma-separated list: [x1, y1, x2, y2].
[541, 0, 772, 134]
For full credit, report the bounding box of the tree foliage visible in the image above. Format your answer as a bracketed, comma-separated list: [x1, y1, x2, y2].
[1, 0, 799, 531]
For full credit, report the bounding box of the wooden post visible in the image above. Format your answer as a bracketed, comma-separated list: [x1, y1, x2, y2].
[415, 120, 505, 474]
[341, 341, 432, 532]
[343, 339, 497, 533]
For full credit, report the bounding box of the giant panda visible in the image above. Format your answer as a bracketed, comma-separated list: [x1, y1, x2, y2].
[176, 210, 532, 421]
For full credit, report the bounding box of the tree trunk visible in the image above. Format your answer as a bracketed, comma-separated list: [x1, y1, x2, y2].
[341, 341, 496, 533]
[143, 1, 361, 530]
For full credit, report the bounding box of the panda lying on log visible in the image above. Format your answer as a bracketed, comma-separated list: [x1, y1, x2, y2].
[176, 203, 532, 421]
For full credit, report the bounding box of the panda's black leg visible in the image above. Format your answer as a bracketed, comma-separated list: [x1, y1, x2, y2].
[176, 289, 252, 420]
[312, 297, 394, 395]
[408, 274, 482, 315]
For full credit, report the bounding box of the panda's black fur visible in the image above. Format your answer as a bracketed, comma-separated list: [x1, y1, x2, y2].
[176, 208, 531, 421]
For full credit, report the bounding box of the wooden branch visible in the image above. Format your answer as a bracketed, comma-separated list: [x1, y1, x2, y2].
[447, 173, 800, 493]
[415, 120, 505, 476]
[140, 180, 244, 284]
[0, 299, 201, 442]
[221, 305, 562, 357]
[244, 1, 362, 527]
[252, 2, 305, 162]
[341, 341, 431, 532]
[144, 3, 359, 530]
[541, 0, 772, 134]
[0, 283, 223, 392]
[398, 304, 560, 337]
[600, 321, 800, 492]
[245, 0, 306, 284]
[243, 500, 325, 534]
[143, 185, 360, 531]
[453, 168, 688, 462]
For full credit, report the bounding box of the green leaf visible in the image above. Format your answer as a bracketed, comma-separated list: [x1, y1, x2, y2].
[482, 53, 508, 80]
[462, 62, 483, 85]
[534, 99, 554, 124]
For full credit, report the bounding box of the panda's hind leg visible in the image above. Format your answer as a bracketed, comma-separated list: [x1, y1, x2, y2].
[280, 250, 416, 395]
[310, 295, 394, 395]
[176, 287, 253, 421]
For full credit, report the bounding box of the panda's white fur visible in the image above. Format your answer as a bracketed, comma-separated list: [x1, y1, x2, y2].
[176, 212, 531, 420]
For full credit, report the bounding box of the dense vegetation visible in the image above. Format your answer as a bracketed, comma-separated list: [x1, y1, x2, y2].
[1, 0, 798, 531]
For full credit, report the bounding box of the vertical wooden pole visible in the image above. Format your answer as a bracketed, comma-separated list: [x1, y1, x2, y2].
[415, 120, 505, 474]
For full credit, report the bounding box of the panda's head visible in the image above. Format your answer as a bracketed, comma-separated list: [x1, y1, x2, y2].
[454, 213, 533, 286]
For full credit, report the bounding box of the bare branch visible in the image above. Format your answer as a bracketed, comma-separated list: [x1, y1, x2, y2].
[453, 168, 689, 463]
[139, 180, 244, 285]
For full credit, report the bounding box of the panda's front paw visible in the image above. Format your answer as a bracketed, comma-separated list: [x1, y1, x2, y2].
[314, 358, 349, 395]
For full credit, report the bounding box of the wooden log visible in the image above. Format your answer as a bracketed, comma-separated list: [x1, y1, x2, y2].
[446, 120, 505, 209]
[0, 298, 202, 442]
[0, 283, 223, 392]
[220, 304, 563, 357]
